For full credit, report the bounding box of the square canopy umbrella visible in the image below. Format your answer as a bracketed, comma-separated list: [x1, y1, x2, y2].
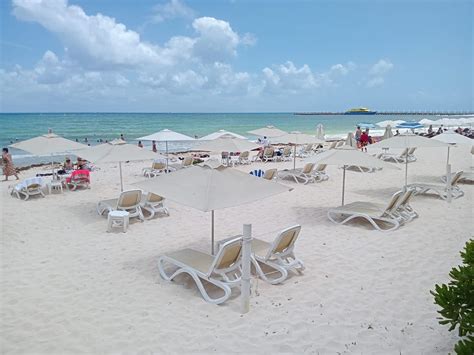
[10, 131, 87, 174]
[247, 126, 287, 138]
[134, 163, 292, 254]
[199, 130, 246, 140]
[273, 131, 325, 169]
[371, 134, 447, 187]
[305, 146, 400, 205]
[73, 139, 161, 191]
[138, 129, 195, 170]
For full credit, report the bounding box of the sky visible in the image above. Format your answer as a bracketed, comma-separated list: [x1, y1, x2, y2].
[0, 0, 472, 112]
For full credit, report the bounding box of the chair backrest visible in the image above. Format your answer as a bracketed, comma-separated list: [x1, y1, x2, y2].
[304, 144, 313, 152]
[450, 171, 464, 186]
[239, 151, 249, 159]
[263, 147, 274, 157]
[118, 189, 142, 208]
[395, 189, 414, 209]
[263, 168, 277, 180]
[146, 192, 164, 203]
[329, 141, 337, 150]
[71, 169, 90, 182]
[183, 157, 193, 166]
[265, 225, 302, 259]
[221, 152, 229, 159]
[282, 147, 291, 156]
[408, 147, 416, 155]
[471, 146, 474, 155]
[384, 191, 403, 212]
[152, 162, 165, 170]
[336, 141, 344, 147]
[315, 164, 326, 172]
[399, 148, 409, 157]
[26, 183, 41, 191]
[210, 237, 242, 275]
[302, 163, 314, 174]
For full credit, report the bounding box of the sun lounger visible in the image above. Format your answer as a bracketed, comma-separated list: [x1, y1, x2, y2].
[393, 189, 418, 222]
[11, 177, 46, 200]
[262, 147, 275, 162]
[278, 163, 315, 184]
[263, 168, 278, 180]
[158, 237, 243, 304]
[345, 165, 375, 173]
[440, 171, 474, 184]
[312, 164, 329, 181]
[278, 146, 292, 162]
[380, 148, 411, 163]
[97, 189, 144, 221]
[251, 225, 304, 284]
[140, 192, 169, 219]
[238, 151, 250, 165]
[327, 192, 404, 231]
[142, 161, 166, 178]
[66, 170, 90, 190]
[407, 171, 464, 200]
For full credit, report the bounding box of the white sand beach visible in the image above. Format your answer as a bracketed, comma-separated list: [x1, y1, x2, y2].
[1, 145, 472, 353]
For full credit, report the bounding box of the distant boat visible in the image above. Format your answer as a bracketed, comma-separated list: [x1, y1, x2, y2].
[345, 107, 377, 115]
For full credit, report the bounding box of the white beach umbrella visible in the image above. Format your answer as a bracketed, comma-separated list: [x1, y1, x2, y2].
[192, 136, 260, 153]
[382, 125, 394, 140]
[305, 146, 400, 205]
[371, 134, 448, 187]
[138, 129, 195, 170]
[316, 124, 325, 140]
[134, 163, 292, 254]
[345, 132, 357, 147]
[248, 126, 287, 138]
[274, 131, 326, 169]
[199, 130, 246, 140]
[432, 130, 473, 165]
[73, 139, 160, 191]
[10, 131, 87, 174]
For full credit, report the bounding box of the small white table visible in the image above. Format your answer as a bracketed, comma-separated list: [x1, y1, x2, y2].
[107, 210, 130, 233]
[48, 180, 64, 194]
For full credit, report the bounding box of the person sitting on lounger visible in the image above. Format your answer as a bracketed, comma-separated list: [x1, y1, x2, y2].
[63, 157, 73, 171]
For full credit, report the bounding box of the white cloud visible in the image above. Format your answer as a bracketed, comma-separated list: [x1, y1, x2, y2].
[152, 0, 196, 23]
[366, 77, 385, 88]
[369, 59, 393, 76]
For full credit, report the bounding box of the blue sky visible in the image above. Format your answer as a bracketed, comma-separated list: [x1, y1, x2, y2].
[1, 0, 472, 112]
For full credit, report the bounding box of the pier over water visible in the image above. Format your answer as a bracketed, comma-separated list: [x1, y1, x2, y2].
[294, 111, 474, 116]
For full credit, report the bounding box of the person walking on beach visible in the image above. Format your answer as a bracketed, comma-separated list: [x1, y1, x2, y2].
[2, 148, 19, 181]
[152, 141, 157, 153]
[355, 126, 362, 148]
[359, 130, 369, 152]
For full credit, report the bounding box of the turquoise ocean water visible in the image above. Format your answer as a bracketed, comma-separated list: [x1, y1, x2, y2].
[0, 112, 437, 166]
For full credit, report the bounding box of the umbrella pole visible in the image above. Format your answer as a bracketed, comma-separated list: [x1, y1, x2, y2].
[211, 210, 215, 255]
[166, 141, 169, 173]
[404, 156, 408, 189]
[342, 165, 346, 206]
[446, 146, 450, 166]
[119, 161, 123, 192]
[293, 145, 296, 170]
[241, 223, 252, 314]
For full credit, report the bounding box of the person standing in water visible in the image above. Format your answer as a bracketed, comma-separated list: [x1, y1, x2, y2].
[2, 148, 19, 181]
[138, 140, 143, 148]
[355, 126, 362, 148]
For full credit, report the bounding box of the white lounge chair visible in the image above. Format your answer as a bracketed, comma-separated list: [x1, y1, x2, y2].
[327, 192, 403, 231]
[262, 147, 275, 162]
[158, 237, 243, 304]
[278, 163, 315, 184]
[279, 146, 292, 162]
[238, 151, 250, 165]
[142, 161, 166, 178]
[140, 192, 169, 219]
[345, 165, 375, 173]
[312, 164, 329, 181]
[380, 148, 410, 163]
[97, 189, 144, 221]
[11, 177, 46, 200]
[407, 171, 464, 200]
[263, 168, 278, 180]
[393, 189, 418, 222]
[251, 225, 304, 284]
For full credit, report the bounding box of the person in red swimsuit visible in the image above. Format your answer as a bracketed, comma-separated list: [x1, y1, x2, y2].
[360, 130, 369, 152]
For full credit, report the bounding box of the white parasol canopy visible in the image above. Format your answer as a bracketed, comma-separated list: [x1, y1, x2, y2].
[137, 129, 195, 170]
[345, 132, 357, 147]
[74, 139, 160, 191]
[316, 124, 325, 140]
[432, 130, 473, 165]
[199, 130, 246, 140]
[371, 134, 448, 187]
[134, 163, 292, 253]
[192, 136, 260, 153]
[274, 131, 326, 169]
[382, 125, 394, 140]
[10, 132, 87, 156]
[305, 146, 399, 205]
[248, 126, 287, 138]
